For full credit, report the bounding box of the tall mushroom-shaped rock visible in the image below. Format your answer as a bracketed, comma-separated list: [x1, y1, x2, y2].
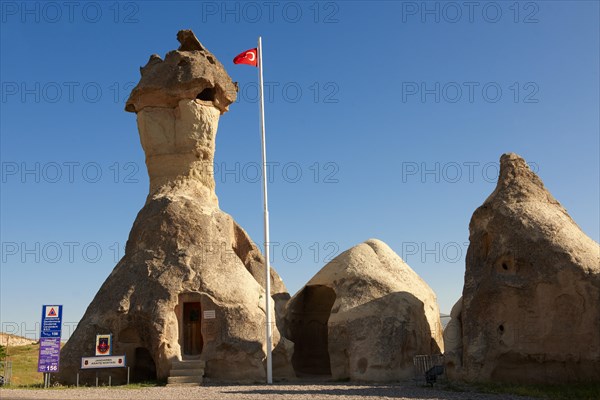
[284, 239, 444, 381]
[57, 30, 294, 384]
[457, 153, 600, 383]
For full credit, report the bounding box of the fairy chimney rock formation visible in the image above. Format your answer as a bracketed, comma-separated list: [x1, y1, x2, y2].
[455, 153, 600, 383]
[284, 239, 444, 381]
[124, 30, 238, 201]
[58, 30, 293, 385]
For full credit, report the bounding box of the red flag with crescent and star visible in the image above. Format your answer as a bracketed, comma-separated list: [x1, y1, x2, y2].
[233, 48, 258, 67]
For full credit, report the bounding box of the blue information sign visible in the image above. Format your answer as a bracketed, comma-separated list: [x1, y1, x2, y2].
[37, 337, 61, 373]
[40, 305, 62, 338]
[38, 305, 63, 374]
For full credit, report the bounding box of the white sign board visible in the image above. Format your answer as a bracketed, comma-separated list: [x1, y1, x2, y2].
[203, 310, 216, 319]
[81, 355, 126, 369]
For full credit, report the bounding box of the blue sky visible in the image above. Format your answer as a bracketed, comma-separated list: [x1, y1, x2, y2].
[1, 1, 598, 340]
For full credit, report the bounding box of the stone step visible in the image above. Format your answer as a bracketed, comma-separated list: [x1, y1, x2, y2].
[171, 360, 206, 369]
[167, 375, 203, 384]
[166, 382, 202, 387]
[170, 368, 205, 377]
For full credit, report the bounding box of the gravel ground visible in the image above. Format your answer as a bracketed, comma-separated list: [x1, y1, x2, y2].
[0, 383, 535, 400]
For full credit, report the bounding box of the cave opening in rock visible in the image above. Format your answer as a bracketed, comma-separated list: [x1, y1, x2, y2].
[197, 87, 216, 101]
[289, 285, 336, 376]
[132, 347, 157, 382]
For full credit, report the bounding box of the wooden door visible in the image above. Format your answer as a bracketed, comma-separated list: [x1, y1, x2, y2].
[183, 302, 203, 356]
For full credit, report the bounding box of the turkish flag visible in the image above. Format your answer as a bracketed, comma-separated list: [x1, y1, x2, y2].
[233, 48, 258, 67]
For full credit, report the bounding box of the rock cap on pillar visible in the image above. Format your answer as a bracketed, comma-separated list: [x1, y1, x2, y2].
[125, 30, 238, 114]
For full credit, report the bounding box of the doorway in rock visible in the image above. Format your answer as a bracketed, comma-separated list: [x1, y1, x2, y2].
[289, 285, 336, 376]
[132, 347, 156, 382]
[183, 302, 203, 357]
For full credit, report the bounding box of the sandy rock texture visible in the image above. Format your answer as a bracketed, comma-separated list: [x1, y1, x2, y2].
[0, 333, 36, 347]
[285, 239, 444, 381]
[448, 153, 600, 383]
[57, 30, 293, 385]
[125, 30, 238, 114]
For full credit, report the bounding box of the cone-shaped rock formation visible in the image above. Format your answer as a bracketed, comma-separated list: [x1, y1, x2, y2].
[448, 153, 600, 383]
[58, 30, 293, 384]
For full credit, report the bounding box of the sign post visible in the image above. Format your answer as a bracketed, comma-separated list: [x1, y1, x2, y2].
[37, 305, 63, 387]
[81, 355, 126, 369]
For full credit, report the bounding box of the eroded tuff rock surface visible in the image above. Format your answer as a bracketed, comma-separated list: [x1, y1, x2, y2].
[125, 30, 238, 114]
[449, 153, 600, 383]
[442, 296, 463, 379]
[284, 239, 444, 381]
[58, 30, 293, 384]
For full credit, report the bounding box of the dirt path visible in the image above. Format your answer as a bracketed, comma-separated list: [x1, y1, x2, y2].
[0, 383, 534, 400]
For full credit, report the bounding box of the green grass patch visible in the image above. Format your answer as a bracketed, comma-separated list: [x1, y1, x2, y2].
[3, 343, 43, 386]
[1, 344, 165, 389]
[3, 381, 163, 390]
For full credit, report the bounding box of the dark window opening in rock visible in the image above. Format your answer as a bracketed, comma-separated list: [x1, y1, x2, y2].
[183, 302, 203, 356]
[132, 347, 156, 382]
[197, 87, 216, 102]
[206, 55, 216, 65]
[498, 324, 505, 334]
[289, 285, 336, 376]
[497, 256, 516, 274]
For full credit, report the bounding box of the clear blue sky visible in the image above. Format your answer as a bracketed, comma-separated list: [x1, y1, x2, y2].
[1, 1, 598, 340]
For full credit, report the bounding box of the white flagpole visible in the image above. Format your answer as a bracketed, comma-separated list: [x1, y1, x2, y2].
[257, 36, 273, 385]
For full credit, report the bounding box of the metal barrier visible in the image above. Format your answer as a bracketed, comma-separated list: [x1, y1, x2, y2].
[413, 354, 445, 386]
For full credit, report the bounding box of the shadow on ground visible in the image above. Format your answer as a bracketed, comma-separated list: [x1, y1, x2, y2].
[219, 383, 509, 399]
